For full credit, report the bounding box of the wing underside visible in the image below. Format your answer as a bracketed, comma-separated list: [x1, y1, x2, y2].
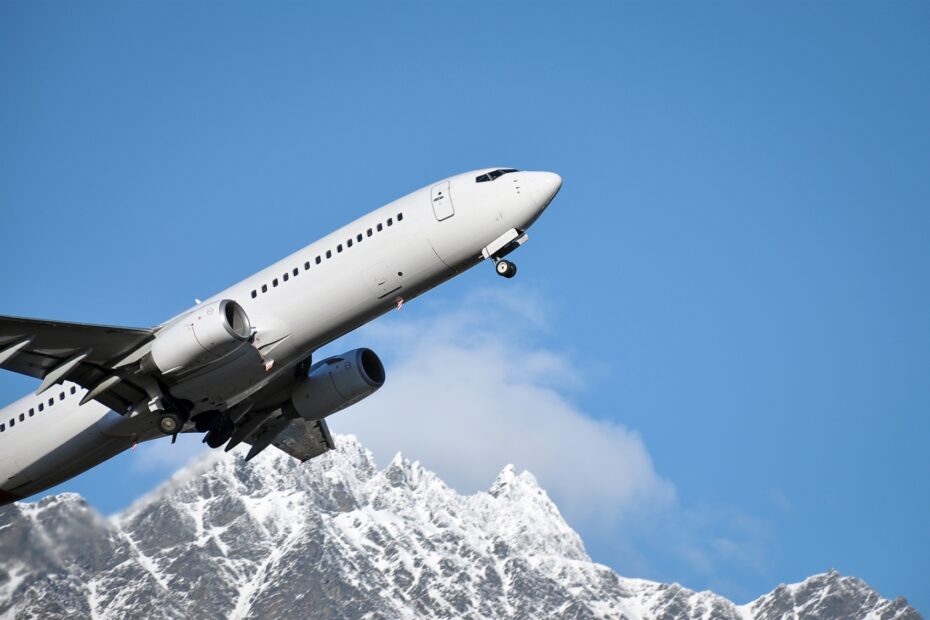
[271, 417, 335, 462]
[1, 313, 336, 464]
[0, 314, 154, 412]
[241, 413, 335, 463]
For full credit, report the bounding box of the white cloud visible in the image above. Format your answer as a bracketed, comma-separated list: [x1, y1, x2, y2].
[118, 284, 773, 592]
[326, 287, 775, 589]
[328, 288, 675, 525]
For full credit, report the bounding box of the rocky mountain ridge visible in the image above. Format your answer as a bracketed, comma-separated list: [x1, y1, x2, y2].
[0, 435, 921, 619]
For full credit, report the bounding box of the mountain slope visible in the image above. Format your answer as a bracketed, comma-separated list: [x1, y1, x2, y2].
[0, 435, 921, 619]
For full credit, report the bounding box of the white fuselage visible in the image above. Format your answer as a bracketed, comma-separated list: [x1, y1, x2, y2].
[0, 168, 561, 502]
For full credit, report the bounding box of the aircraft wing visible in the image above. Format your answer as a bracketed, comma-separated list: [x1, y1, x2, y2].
[271, 417, 335, 462]
[0, 314, 154, 412]
[1, 313, 337, 464]
[241, 413, 335, 463]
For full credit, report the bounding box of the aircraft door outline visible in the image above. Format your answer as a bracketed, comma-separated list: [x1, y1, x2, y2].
[431, 182, 454, 221]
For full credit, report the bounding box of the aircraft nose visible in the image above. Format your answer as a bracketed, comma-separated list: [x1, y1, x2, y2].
[528, 171, 562, 210]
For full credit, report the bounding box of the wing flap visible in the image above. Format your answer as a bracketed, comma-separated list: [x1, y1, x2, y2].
[241, 414, 335, 463]
[271, 418, 335, 462]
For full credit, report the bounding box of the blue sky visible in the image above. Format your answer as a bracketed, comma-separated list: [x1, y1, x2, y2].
[2, 0, 928, 611]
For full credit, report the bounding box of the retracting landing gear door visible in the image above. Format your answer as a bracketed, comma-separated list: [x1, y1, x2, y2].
[431, 181, 454, 221]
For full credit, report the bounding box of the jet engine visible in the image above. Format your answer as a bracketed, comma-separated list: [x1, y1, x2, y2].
[289, 348, 385, 420]
[142, 299, 252, 376]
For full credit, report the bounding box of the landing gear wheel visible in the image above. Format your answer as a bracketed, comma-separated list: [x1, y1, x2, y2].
[495, 260, 517, 279]
[157, 412, 183, 435]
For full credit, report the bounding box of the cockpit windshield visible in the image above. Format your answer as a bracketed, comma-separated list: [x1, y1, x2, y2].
[475, 169, 518, 183]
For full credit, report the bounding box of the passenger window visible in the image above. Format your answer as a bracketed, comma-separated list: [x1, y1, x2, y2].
[387, 218, 393, 226]
[347, 239, 353, 248]
[357, 233, 363, 242]
[316, 256, 322, 264]
[29, 408, 34, 415]
[293, 267, 299, 276]
[397, 212, 403, 221]
[367, 228, 372, 237]
[9, 419, 13, 427]
[19, 413, 24, 422]
[326, 250, 332, 259]
[38, 403, 44, 412]
[304, 261, 310, 270]
[70, 386, 76, 394]
[262, 284, 268, 293]
[0, 424, 4, 432]
[283, 273, 289, 282]
[377, 223, 383, 232]
[59, 392, 65, 401]
[337, 244, 343, 253]
[251, 290, 257, 298]
[48, 398, 54, 406]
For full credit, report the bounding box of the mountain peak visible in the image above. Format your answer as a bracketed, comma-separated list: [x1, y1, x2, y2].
[380, 451, 416, 487]
[488, 463, 541, 498]
[31, 491, 88, 510]
[331, 433, 375, 468]
[748, 570, 921, 620]
[0, 435, 921, 620]
[490, 462, 517, 490]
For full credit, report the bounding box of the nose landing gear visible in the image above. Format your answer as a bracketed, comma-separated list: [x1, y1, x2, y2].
[482, 228, 526, 280]
[495, 259, 517, 279]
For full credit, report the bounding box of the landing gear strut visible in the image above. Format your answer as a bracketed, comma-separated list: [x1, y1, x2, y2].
[144, 381, 192, 438]
[495, 259, 517, 279]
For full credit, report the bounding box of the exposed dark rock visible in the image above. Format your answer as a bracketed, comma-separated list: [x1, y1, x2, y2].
[0, 436, 921, 619]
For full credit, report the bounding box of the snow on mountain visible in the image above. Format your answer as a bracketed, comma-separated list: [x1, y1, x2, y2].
[0, 435, 921, 619]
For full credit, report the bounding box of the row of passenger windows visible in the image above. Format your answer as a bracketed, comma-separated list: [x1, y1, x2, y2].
[0, 385, 78, 432]
[250, 211, 405, 299]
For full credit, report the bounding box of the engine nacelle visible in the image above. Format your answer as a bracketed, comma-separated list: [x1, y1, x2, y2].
[143, 299, 252, 375]
[289, 348, 385, 421]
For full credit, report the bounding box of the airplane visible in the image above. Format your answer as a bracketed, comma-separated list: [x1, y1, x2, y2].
[0, 168, 562, 505]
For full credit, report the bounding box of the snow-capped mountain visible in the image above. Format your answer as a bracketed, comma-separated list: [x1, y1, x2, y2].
[0, 435, 921, 619]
